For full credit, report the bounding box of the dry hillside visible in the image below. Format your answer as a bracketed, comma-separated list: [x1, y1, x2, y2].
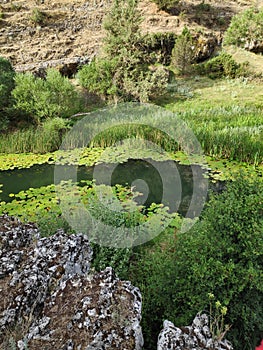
[0, 0, 259, 71]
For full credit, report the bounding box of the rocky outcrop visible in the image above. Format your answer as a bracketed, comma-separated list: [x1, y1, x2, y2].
[157, 314, 233, 350]
[0, 215, 143, 349]
[244, 40, 263, 54]
[15, 55, 92, 77]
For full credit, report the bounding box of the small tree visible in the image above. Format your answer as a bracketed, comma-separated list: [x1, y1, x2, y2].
[171, 27, 196, 75]
[78, 0, 168, 102]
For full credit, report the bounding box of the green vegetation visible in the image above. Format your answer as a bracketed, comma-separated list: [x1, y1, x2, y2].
[12, 69, 82, 123]
[196, 52, 249, 79]
[0, 2, 263, 349]
[161, 78, 263, 165]
[78, 0, 168, 102]
[129, 174, 263, 350]
[0, 57, 16, 131]
[151, 0, 179, 11]
[224, 8, 263, 48]
[171, 27, 195, 75]
[30, 8, 46, 25]
[0, 118, 69, 153]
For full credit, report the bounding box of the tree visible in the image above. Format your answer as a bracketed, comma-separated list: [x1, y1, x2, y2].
[0, 57, 16, 130]
[171, 27, 196, 75]
[78, 0, 168, 102]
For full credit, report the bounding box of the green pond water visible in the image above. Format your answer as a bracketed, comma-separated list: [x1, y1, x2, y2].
[0, 159, 223, 217]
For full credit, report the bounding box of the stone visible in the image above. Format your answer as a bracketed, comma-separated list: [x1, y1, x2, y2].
[0, 215, 143, 349]
[157, 313, 233, 350]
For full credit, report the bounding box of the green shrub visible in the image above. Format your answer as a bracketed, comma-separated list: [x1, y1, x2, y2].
[130, 174, 263, 350]
[12, 69, 82, 123]
[0, 57, 16, 130]
[197, 52, 248, 79]
[30, 8, 46, 25]
[224, 8, 263, 48]
[78, 58, 118, 99]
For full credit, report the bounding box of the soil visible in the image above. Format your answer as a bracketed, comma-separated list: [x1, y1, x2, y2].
[0, 0, 257, 70]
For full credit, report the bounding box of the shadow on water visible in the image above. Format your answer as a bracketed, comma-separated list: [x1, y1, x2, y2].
[0, 160, 225, 217]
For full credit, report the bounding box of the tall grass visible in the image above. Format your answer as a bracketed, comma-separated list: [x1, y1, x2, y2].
[0, 118, 68, 154]
[61, 104, 263, 165]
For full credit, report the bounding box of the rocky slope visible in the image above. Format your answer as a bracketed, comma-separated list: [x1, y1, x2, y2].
[0, 215, 235, 350]
[0, 0, 256, 72]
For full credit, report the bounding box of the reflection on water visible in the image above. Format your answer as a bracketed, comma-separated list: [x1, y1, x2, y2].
[0, 160, 222, 217]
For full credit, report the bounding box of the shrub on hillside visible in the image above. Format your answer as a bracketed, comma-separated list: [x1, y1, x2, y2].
[130, 174, 263, 350]
[196, 52, 249, 78]
[224, 8, 263, 48]
[12, 69, 82, 123]
[0, 57, 16, 130]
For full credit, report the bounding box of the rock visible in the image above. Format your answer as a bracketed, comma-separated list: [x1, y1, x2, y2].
[25, 267, 143, 349]
[0, 215, 143, 349]
[157, 313, 233, 350]
[15, 56, 92, 78]
[244, 40, 263, 54]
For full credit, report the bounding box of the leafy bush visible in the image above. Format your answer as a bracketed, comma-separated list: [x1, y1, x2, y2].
[78, 58, 118, 100]
[197, 52, 248, 79]
[0, 57, 16, 130]
[12, 69, 82, 123]
[224, 8, 263, 47]
[130, 174, 263, 350]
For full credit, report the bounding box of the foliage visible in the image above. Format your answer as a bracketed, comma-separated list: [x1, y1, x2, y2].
[78, 58, 118, 99]
[30, 8, 46, 25]
[223, 8, 263, 48]
[0, 117, 69, 154]
[141, 32, 177, 65]
[12, 69, 82, 123]
[208, 293, 231, 342]
[78, 0, 168, 102]
[0, 57, 16, 130]
[151, 0, 179, 11]
[130, 174, 263, 350]
[197, 52, 249, 79]
[171, 27, 196, 75]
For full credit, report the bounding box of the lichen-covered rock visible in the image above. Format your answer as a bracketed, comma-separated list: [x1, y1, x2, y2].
[0, 216, 143, 350]
[24, 267, 143, 349]
[157, 313, 233, 350]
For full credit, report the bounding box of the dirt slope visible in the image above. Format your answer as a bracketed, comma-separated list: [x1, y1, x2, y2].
[0, 0, 257, 69]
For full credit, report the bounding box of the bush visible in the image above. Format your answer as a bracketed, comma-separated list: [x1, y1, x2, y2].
[130, 174, 263, 350]
[0, 57, 16, 130]
[12, 69, 82, 123]
[224, 8, 263, 48]
[78, 58, 118, 100]
[197, 52, 248, 79]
